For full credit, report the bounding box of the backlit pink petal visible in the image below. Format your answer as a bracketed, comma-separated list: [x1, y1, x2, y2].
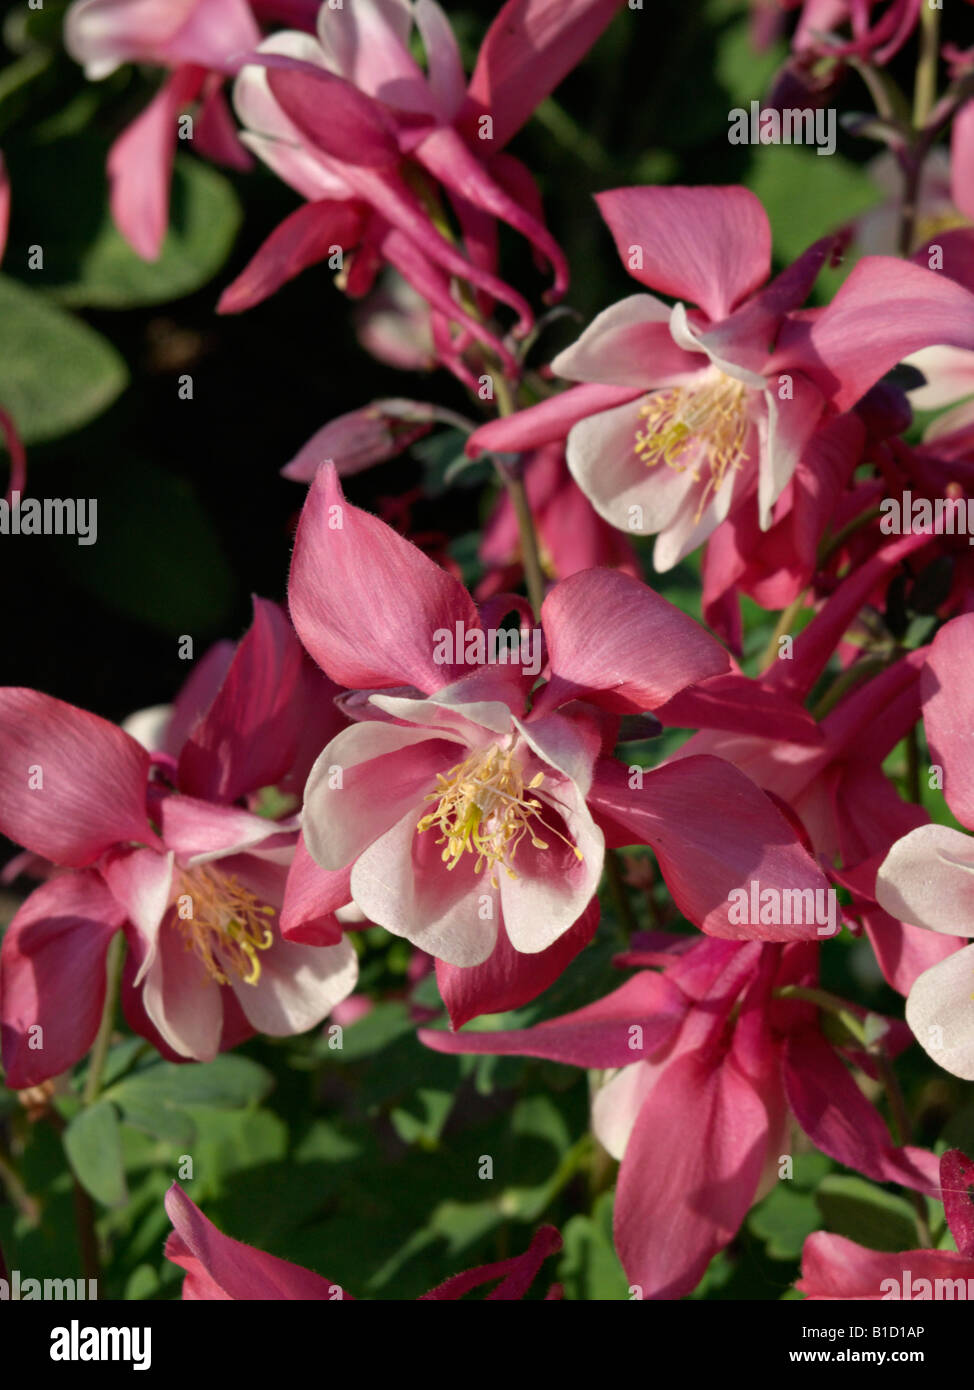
[218, 199, 365, 314]
[463, 0, 624, 150]
[614, 1048, 768, 1299]
[798, 256, 974, 411]
[419, 1225, 562, 1300]
[289, 464, 481, 691]
[157, 795, 284, 860]
[941, 1149, 974, 1257]
[420, 969, 688, 1067]
[194, 80, 252, 169]
[466, 382, 641, 457]
[65, 0, 198, 78]
[163, 640, 234, 757]
[302, 721, 457, 871]
[921, 613, 974, 830]
[177, 598, 305, 804]
[165, 1184, 345, 1299]
[797, 1231, 974, 1300]
[415, 126, 568, 298]
[596, 185, 772, 323]
[876, 824, 974, 937]
[654, 674, 823, 745]
[0, 688, 157, 867]
[551, 294, 700, 389]
[0, 872, 125, 1087]
[434, 896, 600, 1028]
[588, 756, 830, 941]
[315, 0, 429, 112]
[415, 0, 466, 121]
[784, 1033, 940, 1192]
[107, 66, 203, 260]
[279, 835, 349, 945]
[537, 568, 729, 715]
[906, 944, 974, 1082]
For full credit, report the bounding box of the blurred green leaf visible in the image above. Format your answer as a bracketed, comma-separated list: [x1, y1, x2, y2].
[6, 140, 241, 308]
[559, 1192, 630, 1299]
[63, 1099, 128, 1208]
[0, 274, 127, 444]
[816, 1175, 918, 1251]
[107, 1054, 273, 1113]
[52, 455, 235, 635]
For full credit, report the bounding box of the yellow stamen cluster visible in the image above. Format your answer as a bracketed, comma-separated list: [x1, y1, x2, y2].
[913, 209, 969, 252]
[416, 745, 582, 887]
[175, 867, 275, 987]
[634, 374, 751, 521]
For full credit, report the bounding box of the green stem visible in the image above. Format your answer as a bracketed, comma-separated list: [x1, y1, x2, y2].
[758, 591, 808, 674]
[875, 1045, 932, 1247]
[604, 847, 639, 938]
[492, 372, 546, 619]
[83, 933, 124, 1107]
[811, 655, 890, 720]
[913, 2, 941, 131]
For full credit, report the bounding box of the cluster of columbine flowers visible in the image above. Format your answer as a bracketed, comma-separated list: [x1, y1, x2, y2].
[2, 0, 974, 1300]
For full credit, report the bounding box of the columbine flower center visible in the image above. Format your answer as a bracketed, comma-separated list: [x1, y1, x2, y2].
[416, 745, 581, 886]
[175, 866, 275, 987]
[634, 373, 750, 520]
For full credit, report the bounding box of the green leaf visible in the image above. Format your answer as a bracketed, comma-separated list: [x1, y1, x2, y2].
[749, 1184, 821, 1261]
[816, 1175, 918, 1251]
[390, 1088, 454, 1148]
[5, 139, 242, 309]
[559, 1192, 630, 1300]
[52, 456, 235, 636]
[0, 274, 127, 444]
[746, 145, 883, 300]
[106, 1054, 273, 1113]
[63, 1100, 128, 1208]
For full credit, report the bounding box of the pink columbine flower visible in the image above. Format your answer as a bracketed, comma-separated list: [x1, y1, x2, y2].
[876, 612, 974, 1080]
[0, 600, 357, 1085]
[422, 934, 938, 1300]
[797, 1149, 974, 1299]
[286, 463, 831, 1021]
[164, 1182, 563, 1298]
[64, 0, 265, 258]
[221, 0, 624, 377]
[467, 185, 974, 569]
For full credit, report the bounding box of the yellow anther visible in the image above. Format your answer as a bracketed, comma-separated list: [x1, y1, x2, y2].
[634, 373, 751, 521]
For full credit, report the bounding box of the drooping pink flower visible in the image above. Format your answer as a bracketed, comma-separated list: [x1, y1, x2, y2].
[0, 600, 357, 1085]
[797, 1149, 974, 1299]
[285, 464, 832, 1022]
[467, 186, 974, 569]
[164, 1182, 563, 1298]
[422, 934, 938, 1300]
[64, 0, 266, 258]
[221, 0, 624, 378]
[282, 399, 471, 482]
[876, 612, 974, 1080]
